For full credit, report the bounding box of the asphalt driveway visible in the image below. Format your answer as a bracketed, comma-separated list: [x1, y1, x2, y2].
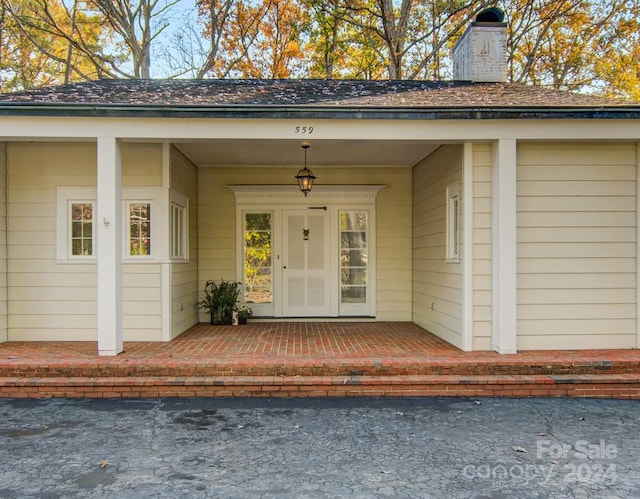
[0, 397, 639, 498]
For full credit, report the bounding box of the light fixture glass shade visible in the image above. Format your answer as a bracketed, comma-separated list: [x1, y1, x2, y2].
[295, 166, 316, 196]
[295, 145, 316, 196]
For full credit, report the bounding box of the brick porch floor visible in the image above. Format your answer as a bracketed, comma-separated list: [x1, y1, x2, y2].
[1, 322, 640, 399]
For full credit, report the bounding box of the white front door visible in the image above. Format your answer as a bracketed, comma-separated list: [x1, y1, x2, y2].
[282, 209, 331, 316]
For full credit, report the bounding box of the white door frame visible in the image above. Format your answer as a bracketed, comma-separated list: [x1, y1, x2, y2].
[230, 185, 385, 318]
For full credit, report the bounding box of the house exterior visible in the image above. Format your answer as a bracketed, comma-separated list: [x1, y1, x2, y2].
[0, 18, 639, 356]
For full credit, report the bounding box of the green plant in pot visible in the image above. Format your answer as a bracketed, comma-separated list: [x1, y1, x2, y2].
[234, 304, 253, 324]
[199, 279, 242, 325]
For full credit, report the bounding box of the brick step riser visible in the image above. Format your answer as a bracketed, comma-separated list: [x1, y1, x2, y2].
[2, 375, 640, 399]
[1, 363, 639, 378]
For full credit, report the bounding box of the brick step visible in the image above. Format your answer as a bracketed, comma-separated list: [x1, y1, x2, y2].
[2, 373, 640, 399]
[2, 359, 640, 378]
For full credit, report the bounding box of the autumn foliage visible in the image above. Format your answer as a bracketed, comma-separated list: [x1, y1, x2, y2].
[0, 0, 638, 100]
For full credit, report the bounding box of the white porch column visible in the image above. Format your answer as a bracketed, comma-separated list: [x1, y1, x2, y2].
[492, 139, 517, 354]
[97, 137, 123, 356]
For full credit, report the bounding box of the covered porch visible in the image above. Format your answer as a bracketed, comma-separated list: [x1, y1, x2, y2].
[1, 321, 639, 399]
[0, 79, 639, 357]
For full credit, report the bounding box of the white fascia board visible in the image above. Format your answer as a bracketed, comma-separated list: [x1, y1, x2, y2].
[1, 116, 640, 142]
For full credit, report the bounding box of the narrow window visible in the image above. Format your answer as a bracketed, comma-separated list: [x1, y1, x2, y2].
[128, 202, 151, 256]
[171, 202, 187, 259]
[446, 181, 460, 262]
[244, 212, 272, 304]
[340, 211, 368, 304]
[70, 201, 94, 257]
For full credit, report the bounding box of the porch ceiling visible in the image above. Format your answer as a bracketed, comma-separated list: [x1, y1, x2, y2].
[175, 139, 440, 168]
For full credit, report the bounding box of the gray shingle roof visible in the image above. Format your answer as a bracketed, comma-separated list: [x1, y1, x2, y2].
[0, 79, 637, 119]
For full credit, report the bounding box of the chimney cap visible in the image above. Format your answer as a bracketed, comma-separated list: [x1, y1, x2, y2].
[475, 7, 505, 23]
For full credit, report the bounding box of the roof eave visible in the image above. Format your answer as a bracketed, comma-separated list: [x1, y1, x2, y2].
[0, 103, 638, 120]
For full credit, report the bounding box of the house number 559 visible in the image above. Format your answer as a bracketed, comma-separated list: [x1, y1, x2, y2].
[294, 126, 314, 134]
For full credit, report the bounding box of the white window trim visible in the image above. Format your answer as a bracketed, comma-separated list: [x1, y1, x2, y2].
[170, 189, 189, 261]
[57, 187, 170, 263]
[68, 200, 97, 260]
[338, 208, 374, 317]
[125, 200, 153, 260]
[121, 189, 167, 261]
[239, 209, 274, 317]
[446, 181, 461, 263]
[57, 188, 98, 262]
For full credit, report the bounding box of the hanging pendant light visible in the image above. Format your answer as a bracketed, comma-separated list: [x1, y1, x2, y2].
[295, 144, 316, 196]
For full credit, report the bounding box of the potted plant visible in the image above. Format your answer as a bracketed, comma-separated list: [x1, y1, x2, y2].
[199, 279, 242, 325]
[234, 304, 253, 325]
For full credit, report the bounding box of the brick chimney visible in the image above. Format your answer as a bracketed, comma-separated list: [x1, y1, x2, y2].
[453, 7, 508, 83]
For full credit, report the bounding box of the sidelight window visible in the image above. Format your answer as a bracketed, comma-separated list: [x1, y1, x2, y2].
[243, 212, 273, 304]
[339, 211, 368, 304]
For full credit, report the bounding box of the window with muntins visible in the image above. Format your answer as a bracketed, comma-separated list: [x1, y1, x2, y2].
[70, 201, 94, 258]
[243, 212, 273, 304]
[446, 181, 460, 262]
[128, 202, 151, 256]
[170, 202, 186, 259]
[57, 187, 174, 263]
[339, 211, 368, 304]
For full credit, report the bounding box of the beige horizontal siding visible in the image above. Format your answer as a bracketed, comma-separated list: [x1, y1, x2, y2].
[518, 333, 634, 350]
[170, 147, 198, 337]
[198, 166, 412, 321]
[121, 143, 163, 186]
[122, 263, 163, 341]
[10, 286, 96, 301]
[412, 145, 463, 348]
[516, 142, 637, 350]
[472, 144, 493, 351]
[7, 141, 164, 342]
